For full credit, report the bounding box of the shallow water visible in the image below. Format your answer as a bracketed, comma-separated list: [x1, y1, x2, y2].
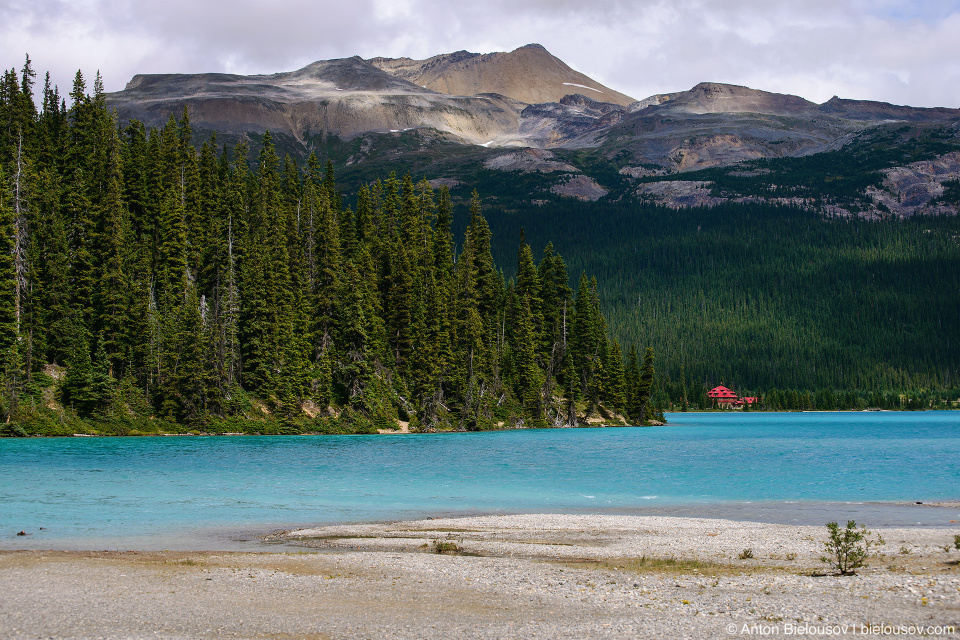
[1, 411, 958, 548]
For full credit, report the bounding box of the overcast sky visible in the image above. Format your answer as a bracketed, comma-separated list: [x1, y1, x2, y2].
[2, 0, 960, 107]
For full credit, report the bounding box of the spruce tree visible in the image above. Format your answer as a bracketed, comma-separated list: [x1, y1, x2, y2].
[607, 340, 627, 412]
[385, 239, 414, 373]
[513, 293, 542, 417]
[465, 191, 499, 326]
[638, 346, 656, 423]
[312, 174, 340, 352]
[160, 283, 207, 423]
[64, 70, 97, 323]
[90, 331, 116, 416]
[625, 344, 641, 423]
[62, 320, 95, 417]
[570, 272, 596, 396]
[94, 116, 129, 372]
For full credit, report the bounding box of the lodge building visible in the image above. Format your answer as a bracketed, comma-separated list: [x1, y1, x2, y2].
[707, 385, 758, 408]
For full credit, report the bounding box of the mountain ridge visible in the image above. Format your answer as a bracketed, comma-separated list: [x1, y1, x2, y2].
[106, 44, 960, 178]
[368, 43, 636, 107]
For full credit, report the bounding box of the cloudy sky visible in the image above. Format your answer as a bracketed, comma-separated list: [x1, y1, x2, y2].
[2, 0, 960, 107]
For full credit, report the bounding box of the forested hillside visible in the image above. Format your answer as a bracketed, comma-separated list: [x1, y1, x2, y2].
[0, 61, 656, 435]
[475, 199, 960, 409]
[3, 59, 956, 426]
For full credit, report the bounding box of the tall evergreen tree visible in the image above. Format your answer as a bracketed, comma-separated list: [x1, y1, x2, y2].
[625, 344, 641, 423]
[637, 346, 656, 423]
[606, 340, 627, 412]
[93, 116, 129, 372]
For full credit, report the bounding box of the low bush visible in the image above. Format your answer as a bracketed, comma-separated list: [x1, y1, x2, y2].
[821, 520, 874, 575]
[433, 540, 463, 555]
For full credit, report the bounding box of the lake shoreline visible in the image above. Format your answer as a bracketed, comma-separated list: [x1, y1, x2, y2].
[3, 514, 958, 639]
[6, 501, 960, 553]
[6, 408, 957, 438]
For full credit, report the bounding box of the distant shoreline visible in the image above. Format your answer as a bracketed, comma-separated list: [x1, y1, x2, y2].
[4, 408, 957, 438]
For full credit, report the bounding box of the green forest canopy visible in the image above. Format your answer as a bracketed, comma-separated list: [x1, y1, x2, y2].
[473, 198, 960, 404]
[0, 60, 657, 434]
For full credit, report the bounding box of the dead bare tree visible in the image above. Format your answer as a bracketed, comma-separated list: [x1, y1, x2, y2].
[12, 128, 28, 338]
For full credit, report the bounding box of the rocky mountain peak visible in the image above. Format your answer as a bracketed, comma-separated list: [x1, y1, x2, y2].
[368, 44, 636, 107]
[106, 46, 960, 176]
[661, 82, 817, 116]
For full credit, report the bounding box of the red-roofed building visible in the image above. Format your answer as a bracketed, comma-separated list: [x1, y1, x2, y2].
[708, 386, 761, 409]
[707, 385, 739, 405]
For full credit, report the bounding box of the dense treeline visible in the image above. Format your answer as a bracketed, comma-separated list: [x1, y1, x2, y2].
[471, 194, 960, 404]
[0, 59, 659, 434]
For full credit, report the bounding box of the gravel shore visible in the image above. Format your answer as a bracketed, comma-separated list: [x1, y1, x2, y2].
[2, 515, 958, 639]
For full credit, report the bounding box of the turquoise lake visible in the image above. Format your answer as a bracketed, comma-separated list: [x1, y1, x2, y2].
[1, 411, 958, 549]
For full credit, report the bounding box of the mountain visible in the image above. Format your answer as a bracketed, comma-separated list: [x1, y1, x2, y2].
[107, 45, 960, 186]
[600, 83, 960, 174]
[368, 43, 636, 107]
[630, 82, 818, 115]
[109, 56, 523, 146]
[104, 45, 960, 221]
[107, 44, 635, 150]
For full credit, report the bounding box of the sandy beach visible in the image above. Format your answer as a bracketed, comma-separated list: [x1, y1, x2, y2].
[2, 514, 958, 639]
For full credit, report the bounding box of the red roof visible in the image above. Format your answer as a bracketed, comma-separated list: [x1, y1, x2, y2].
[707, 385, 738, 399]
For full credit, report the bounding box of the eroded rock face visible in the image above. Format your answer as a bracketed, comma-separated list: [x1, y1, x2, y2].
[426, 177, 463, 189]
[619, 166, 670, 178]
[631, 152, 960, 217]
[866, 152, 960, 217]
[635, 181, 723, 208]
[511, 98, 627, 148]
[671, 134, 770, 171]
[483, 149, 579, 173]
[550, 175, 609, 201]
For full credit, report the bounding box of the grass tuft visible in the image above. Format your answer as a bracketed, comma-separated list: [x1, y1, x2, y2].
[432, 540, 464, 555]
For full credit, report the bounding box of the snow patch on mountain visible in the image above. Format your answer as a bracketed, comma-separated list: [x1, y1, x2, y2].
[563, 83, 603, 94]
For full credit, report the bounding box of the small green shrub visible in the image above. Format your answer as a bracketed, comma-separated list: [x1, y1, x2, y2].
[821, 520, 873, 575]
[433, 540, 463, 555]
[738, 548, 754, 560]
[953, 534, 960, 550]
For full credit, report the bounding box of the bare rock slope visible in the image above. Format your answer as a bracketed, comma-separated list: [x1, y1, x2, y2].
[106, 45, 960, 181]
[369, 43, 636, 107]
[109, 56, 524, 146]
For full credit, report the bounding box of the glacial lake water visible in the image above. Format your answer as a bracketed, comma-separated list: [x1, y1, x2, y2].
[1, 411, 958, 549]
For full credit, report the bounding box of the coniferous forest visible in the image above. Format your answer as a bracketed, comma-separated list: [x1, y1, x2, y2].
[476, 198, 960, 411]
[0, 60, 658, 435]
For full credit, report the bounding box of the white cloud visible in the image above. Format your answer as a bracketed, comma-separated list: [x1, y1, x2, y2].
[2, 0, 959, 107]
